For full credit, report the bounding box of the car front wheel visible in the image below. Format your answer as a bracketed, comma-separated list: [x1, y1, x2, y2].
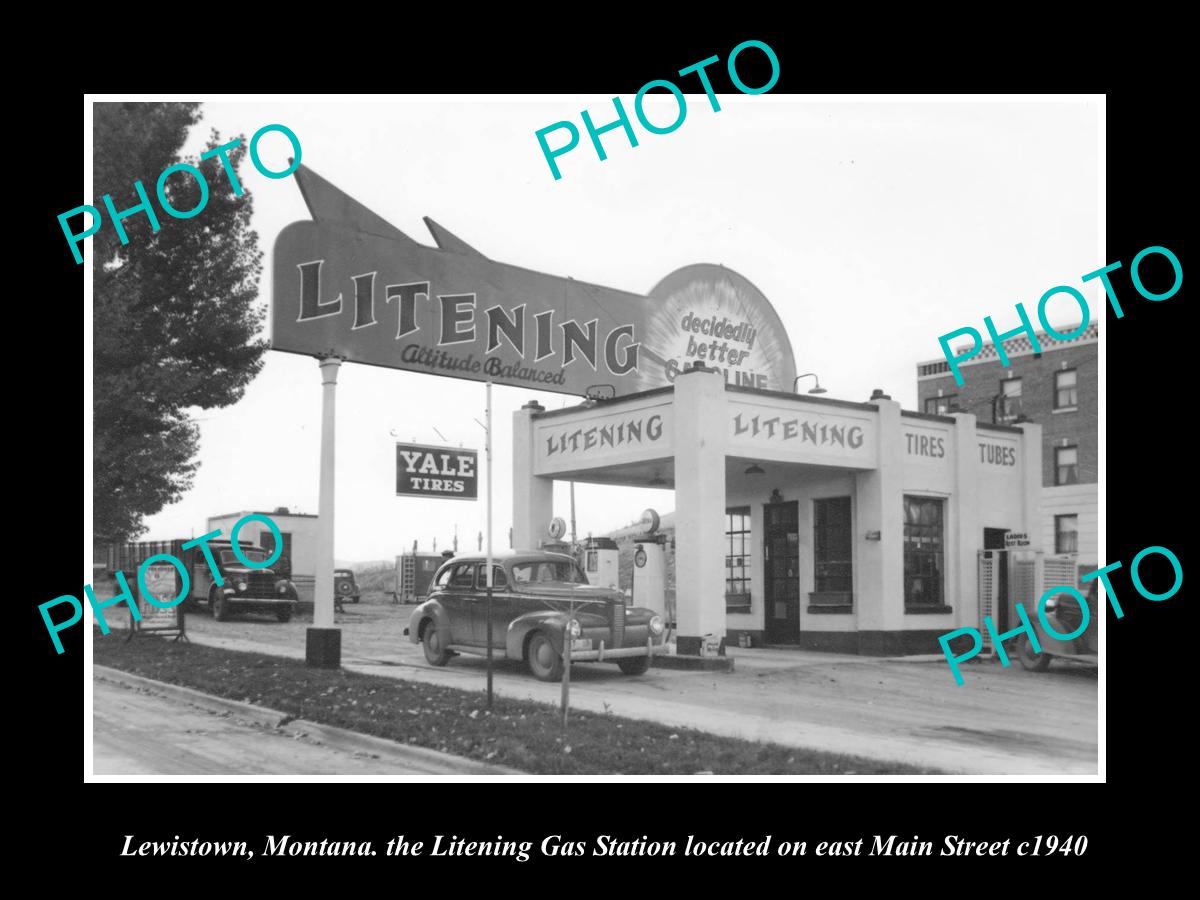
[1018, 633, 1051, 672]
[422, 623, 453, 666]
[527, 632, 564, 682]
[276, 607, 293, 623]
[211, 588, 231, 622]
[617, 655, 651, 676]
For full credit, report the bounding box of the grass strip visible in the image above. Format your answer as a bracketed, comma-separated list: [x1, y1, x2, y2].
[95, 634, 940, 775]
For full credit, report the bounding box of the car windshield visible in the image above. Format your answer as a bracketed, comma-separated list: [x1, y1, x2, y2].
[510, 560, 587, 585]
[219, 549, 269, 566]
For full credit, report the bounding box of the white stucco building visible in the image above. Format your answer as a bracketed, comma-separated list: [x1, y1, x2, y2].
[513, 366, 1044, 656]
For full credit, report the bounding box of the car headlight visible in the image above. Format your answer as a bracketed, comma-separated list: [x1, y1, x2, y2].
[236, 581, 247, 592]
[277, 581, 289, 595]
[1044, 596, 1059, 612]
[566, 619, 582, 639]
[649, 615, 665, 636]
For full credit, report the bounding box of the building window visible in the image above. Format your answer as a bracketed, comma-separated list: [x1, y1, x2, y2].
[1055, 515, 1079, 554]
[997, 378, 1022, 422]
[1055, 369, 1078, 409]
[1055, 446, 1079, 485]
[903, 496, 945, 609]
[924, 395, 956, 415]
[813, 497, 853, 593]
[725, 507, 752, 613]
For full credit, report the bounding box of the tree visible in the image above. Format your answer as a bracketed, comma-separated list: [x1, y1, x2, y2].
[93, 102, 267, 542]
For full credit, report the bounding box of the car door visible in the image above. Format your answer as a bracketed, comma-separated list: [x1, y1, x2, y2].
[440, 563, 478, 645]
[189, 547, 215, 601]
[470, 564, 513, 648]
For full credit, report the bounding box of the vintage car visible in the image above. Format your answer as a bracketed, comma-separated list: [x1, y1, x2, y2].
[1017, 580, 1099, 671]
[192, 540, 299, 623]
[334, 568, 361, 604]
[404, 551, 668, 681]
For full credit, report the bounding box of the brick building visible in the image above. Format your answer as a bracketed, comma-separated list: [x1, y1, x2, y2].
[916, 322, 1097, 571]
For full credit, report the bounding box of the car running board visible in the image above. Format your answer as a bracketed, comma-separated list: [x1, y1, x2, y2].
[447, 644, 510, 660]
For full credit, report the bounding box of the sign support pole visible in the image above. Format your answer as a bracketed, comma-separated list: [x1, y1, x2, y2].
[485, 379, 494, 709]
[562, 588, 573, 728]
[307, 354, 342, 668]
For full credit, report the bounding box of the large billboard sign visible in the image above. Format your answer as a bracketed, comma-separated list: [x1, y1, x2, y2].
[272, 166, 797, 397]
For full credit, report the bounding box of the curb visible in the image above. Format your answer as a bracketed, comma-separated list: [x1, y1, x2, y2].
[93, 664, 523, 776]
[95, 664, 290, 729]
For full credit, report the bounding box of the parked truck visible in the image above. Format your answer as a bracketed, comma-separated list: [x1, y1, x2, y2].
[106, 537, 299, 622]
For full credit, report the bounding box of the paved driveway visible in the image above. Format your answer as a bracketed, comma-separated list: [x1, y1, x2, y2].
[145, 600, 1098, 776]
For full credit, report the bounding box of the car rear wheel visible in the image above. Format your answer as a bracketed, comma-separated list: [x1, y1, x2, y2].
[422, 623, 453, 666]
[617, 655, 651, 676]
[1018, 633, 1051, 672]
[211, 588, 231, 622]
[527, 632, 564, 682]
[351, 595, 360, 604]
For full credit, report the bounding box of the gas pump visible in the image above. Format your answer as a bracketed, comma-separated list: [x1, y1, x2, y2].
[582, 537, 620, 589]
[543, 516, 572, 555]
[630, 509, 669, 625]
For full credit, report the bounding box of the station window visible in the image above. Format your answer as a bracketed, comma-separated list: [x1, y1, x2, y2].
[903, 496, 945, 609]
[1055, 369, 1078, 409]
[813, 497, 853, 594]
[724, 507, 752, 613]
[1055, 515, 1079, 554]
[924, 395, 956, 415]
[1055, 446, 1079, 485]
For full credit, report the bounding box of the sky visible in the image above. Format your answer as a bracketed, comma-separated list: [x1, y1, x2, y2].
[122, 96, 1100, 561]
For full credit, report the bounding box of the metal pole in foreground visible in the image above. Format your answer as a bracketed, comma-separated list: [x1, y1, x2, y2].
[307, 355, 342, 668]
[485, 380, 494, 709]
[561, 586, 573, 728]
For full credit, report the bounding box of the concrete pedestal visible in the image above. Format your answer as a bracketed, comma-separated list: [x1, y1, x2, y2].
[306, 627, 342, 668]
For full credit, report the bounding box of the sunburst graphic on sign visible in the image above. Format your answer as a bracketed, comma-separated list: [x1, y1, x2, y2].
[635, 264, 797, 393]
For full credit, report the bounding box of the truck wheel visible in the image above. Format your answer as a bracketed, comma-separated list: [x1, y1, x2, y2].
[422, 623, 453, 666]
[211, 588, 231, 622]
[276, 607, 293, 623]
[617, 656, 651, 676]
[1018, 633, 1051, 672]
[526, 632, 564, 682]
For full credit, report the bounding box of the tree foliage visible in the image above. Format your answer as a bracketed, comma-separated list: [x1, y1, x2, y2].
[93, 102, 267, 542]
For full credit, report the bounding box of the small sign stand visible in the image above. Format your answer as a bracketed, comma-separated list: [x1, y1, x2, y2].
[126, 563, 188, 643]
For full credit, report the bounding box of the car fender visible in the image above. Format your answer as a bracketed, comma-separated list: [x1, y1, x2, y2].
[408, 601, 451, 645]
[506, 611, 570, 659]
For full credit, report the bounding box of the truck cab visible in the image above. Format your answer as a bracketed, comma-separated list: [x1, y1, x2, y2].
[1017, 580, 1099, 672]
[193, 540, 299, 622]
